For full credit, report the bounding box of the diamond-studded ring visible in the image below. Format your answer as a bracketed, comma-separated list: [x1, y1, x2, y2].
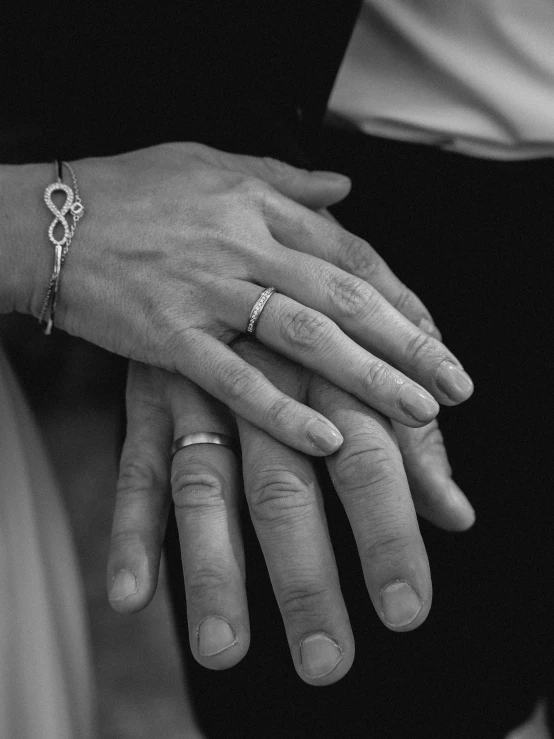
[246, 287, 276, 335]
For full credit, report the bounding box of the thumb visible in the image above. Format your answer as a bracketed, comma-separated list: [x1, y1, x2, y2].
[225, 152, 351, 208]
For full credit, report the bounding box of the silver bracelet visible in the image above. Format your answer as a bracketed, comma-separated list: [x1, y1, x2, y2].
[39, 160, 84, 335]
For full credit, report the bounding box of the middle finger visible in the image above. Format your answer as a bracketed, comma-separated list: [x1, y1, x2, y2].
[237, 414, 354, 685]
[168, 378, 249, 670]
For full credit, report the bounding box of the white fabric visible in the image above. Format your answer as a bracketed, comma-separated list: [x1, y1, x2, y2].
[0, 347, 95, 739]
[329, 0, 554, 159]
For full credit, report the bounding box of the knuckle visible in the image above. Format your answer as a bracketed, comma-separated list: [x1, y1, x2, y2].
[337, 232, 380, 281]
[117, 458, 156, 497]
[281, 308, 331, 352]
[420, 424, 447, 454]
[403, 424, 451, 474]
[266, 395, 297, 429]
[335, 440, 398, 494]
[233, 175, 271, 204]
[171, 463, 225, 512]
[160, 327, 196, 372]
[409, 421, 445, 454]
[217, 362, 255, 403]
[363, 532, 415, 565]
[249, 471, 315, 524]
[182, 142, 212, 160]
[187, 567, 231, 606]
[279, 583, 332, 621]
[232, 338, 294, 382]
[328, 272, 374, 320]
[110, 528, 145, 552]
[361, 360, 391, 391]
[403, 330, 435, 366]
[262, 156, 295, 177]
[392, 284, 416, 316]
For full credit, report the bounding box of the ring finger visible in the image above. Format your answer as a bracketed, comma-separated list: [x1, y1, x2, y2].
[308, 376, 432, 631]
[168, 378, 249, 670]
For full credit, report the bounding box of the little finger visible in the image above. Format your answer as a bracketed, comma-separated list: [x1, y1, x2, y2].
[309, 378, 432, 631]
[392, 419, 475, 532]
[108, 362, 173, 614]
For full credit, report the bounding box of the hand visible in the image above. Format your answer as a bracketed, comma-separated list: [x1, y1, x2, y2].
[107, 347, 474, 684]
[17, 144, 472, 455]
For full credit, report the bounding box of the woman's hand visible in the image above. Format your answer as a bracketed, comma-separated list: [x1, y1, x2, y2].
[107, 349, 474, 684]
[10, 143, 472, 454]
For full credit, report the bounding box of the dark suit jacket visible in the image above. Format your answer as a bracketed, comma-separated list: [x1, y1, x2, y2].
[2, 0, 361, 163]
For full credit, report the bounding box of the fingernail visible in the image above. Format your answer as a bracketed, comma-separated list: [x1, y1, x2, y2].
[109, 569, 137, 602]
[418, 317, 442, 341]
[300, 633, 343, 678]
[399, 385, 439, 423]
[436, 361, 474, 403]
[312, 171, 351, 187]
[306, 418, 344, 453]
[197, 616, 237, 657]
[380, 580, 422, 627]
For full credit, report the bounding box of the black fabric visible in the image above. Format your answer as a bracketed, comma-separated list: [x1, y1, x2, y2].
[1, 0, 361, 163]
[167, 128, 554, 738]
[3, 4, 552, 735]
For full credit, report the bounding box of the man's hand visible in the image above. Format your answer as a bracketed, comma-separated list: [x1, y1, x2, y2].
[107, 346, 474, 685]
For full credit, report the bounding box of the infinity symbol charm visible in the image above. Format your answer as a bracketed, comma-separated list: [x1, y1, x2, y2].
[44, 182, 75, 247]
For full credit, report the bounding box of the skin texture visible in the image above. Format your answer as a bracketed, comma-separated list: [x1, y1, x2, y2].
[107, 342, 475, 685]
[2, 144, 473, 455]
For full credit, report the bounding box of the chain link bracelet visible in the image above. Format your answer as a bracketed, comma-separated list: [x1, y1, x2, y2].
[39, 160, 84, 334]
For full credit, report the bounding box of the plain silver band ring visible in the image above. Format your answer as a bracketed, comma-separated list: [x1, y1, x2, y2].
[246, 287, 276, 335]
[171, 433, 238, 459]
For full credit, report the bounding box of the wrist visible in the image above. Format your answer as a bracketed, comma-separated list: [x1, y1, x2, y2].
[0, 162, 53, 317]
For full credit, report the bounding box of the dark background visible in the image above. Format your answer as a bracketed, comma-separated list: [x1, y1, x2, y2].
[2, 2, 553, 736]
[166, 127, 554, 738]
